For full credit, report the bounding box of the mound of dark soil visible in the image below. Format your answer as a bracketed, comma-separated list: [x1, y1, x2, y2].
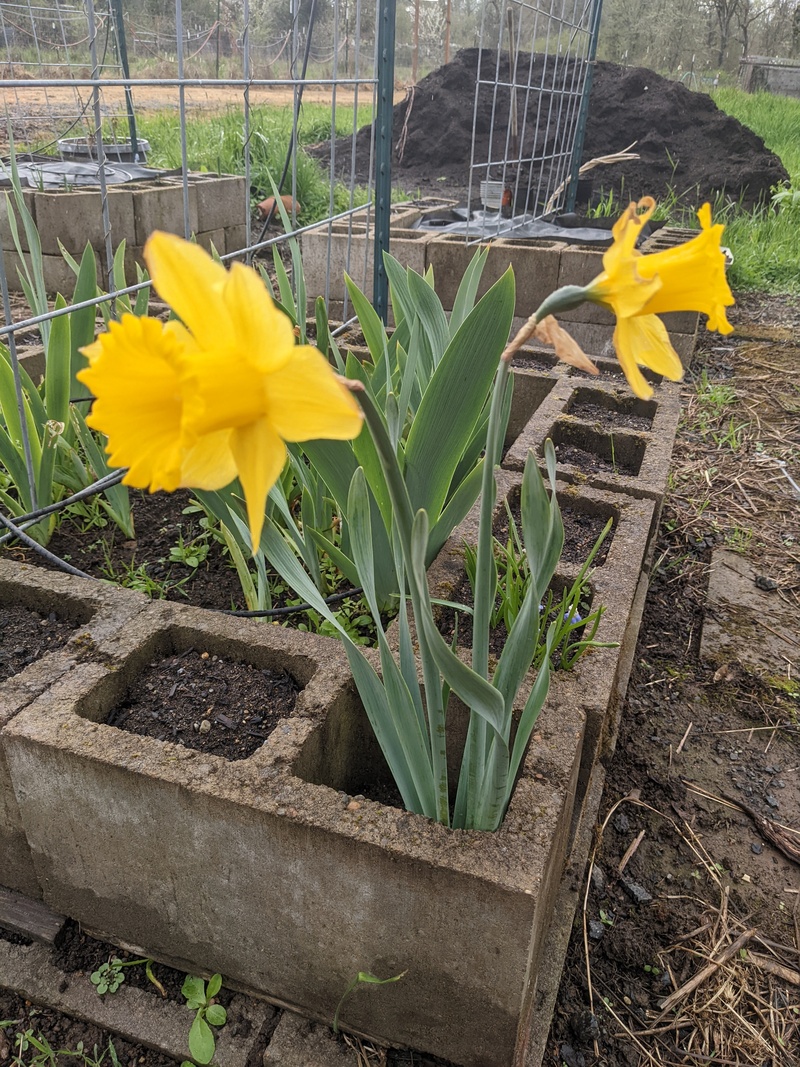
[315, 49, 786, 209]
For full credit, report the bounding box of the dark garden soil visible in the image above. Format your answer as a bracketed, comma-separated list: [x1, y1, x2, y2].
[3, 489, 247, 612]
[555, 440, 640, 477]
[106, 648, 298, 760]
[543, 306, 800, 1067]
[495, 491, 614, 568]
[0, 606, 77, 682]
[567, 400, 654, 433]
[314, 50, 787, 210]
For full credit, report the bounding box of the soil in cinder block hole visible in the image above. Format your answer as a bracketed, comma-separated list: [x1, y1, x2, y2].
[569, 400, 654, 432]
[555, 441, 639, 477]
[0, 605, 78, 683]
[496, 493, 614, 568]
[105, 648, 299, 759]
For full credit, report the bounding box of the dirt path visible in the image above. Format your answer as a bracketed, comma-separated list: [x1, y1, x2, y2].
[0, 83, 403, 153]
[547, 295, 800, 1067]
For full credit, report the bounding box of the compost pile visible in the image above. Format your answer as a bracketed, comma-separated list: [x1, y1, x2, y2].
[315, 49, 787, 208]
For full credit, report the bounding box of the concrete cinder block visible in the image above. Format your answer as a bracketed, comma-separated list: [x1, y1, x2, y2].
[0, 248, 78, 297]
[302, 227, 431, 307]
[0, 561, 148, 898]
[193, 228, 226, 255]
[4, 597, 582, 1067]
[426, 236, 565, 315]
[33, 187, 135, 257]
[423, 466, 655, 823]
[503, 375, 683, 508]
[224, 224, 250, 258]
[0, 937, 274, 1067]
[192, 174, 247, 233]
[132, 179, 199, 246]
[0, 188, 36, 252]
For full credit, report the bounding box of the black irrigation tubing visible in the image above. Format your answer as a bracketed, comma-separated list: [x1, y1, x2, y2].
[0, 470, 127, 546]
[223, 586, 364, 618]
[0, 512, 95, 580]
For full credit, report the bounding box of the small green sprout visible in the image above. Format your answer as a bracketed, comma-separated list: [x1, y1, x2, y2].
[180, 974, 227, 1066]
[333, 970, 407, 1034]
[90, 956, 162, 998]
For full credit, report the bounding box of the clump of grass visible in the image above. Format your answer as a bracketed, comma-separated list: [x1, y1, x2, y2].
[711, 86, 800, 178]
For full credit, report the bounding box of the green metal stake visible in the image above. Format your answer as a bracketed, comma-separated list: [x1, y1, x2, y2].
[565, 0, 603, 213]
[110, 0, 140, 162]
[373, 0, 397, 323]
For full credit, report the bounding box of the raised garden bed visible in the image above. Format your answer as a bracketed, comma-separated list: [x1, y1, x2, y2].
[423, 468, 656, 812]
[1, 596, 584, 1067]
[0, 561, 147, 898]
[503, 376, 683, 513]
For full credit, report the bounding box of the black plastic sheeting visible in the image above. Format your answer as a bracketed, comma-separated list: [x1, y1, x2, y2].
[0, 156, 171, 190]
[414, 209, 658, 247]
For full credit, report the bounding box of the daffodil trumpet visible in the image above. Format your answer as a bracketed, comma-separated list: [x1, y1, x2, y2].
[504, 197, 735, 399]
[77, 232, 363, 550]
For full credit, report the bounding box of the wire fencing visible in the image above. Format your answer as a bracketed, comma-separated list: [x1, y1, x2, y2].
[0, 0, 601, 575]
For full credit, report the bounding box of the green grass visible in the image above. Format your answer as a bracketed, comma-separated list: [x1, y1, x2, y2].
[710, 87, 800, 178]
[135, 103, 375, 223]
[706, 87, 800, 293]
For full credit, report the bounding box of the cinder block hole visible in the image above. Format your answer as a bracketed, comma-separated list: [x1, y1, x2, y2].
[509, 345, 561, 375]
[0, 584, 86, 682]
[72, 624, 311, 761]
[499, 484, 617, 567]
[571, 353, 663, 387]
[0, 582, 93, 627]
[548, 420, 645, 478]
[293, 682, 397, 799]
[506, 370, 557, 447]
[296, 573, 597, 811]
[566, 387, 657, 431]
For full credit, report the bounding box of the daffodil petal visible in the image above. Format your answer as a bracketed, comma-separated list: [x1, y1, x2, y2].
[613, 315, 685, 400]
[267, 346, 364, 442]
[180, 430, 238, 489]
[623, 314, 684, 381]
[224, 262, 294, 374]
[229, 418, 287, 550]
[612, 327, 653, 400]
[145, 232, 233, 341]
[78, 315, 186, 491]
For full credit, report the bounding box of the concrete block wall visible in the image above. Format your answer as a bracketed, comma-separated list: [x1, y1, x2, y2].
[316, 211, 702, 357]
[0, 174, 246, 294]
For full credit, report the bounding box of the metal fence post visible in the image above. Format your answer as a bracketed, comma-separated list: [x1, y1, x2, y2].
[565, 0, 604, 213]
[373, 0, 396, 323]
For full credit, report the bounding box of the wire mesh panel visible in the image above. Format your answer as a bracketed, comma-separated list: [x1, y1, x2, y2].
[466, 0, 602, 241]
[0, 0, 387, 558]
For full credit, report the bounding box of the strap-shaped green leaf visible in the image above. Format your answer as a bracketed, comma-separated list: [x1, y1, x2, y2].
[45, 294, 71, 427]
[449, 246, 489, 337]
[69, 245, 99, 400]
[426, 458, 484, 566]
[521, 439, 564, 606]
[407, 268, 449, 365]
[409, 509, 505, 736]
[383, 252, 414, 326]
[403, 268, 515, 521]
[344, 272, 390, 364]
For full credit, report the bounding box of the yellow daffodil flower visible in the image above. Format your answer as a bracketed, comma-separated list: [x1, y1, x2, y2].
[584, 196, 734, 399]
[78, 232, 363, 549]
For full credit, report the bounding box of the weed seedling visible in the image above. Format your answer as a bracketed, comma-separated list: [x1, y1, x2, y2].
[90, 956, 161, 997]
[332, 970, 406, 1034]
[180, 974, 227, 1066]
